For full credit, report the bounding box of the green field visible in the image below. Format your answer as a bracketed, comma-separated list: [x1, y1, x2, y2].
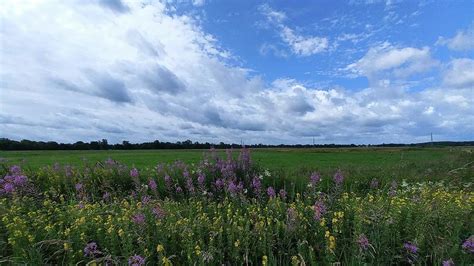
[1, 147, 473, 182]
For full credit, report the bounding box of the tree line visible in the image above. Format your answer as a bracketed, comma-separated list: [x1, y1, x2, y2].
[0, 138, 473, 151]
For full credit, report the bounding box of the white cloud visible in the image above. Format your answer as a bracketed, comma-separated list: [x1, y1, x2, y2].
[258, 4, 286, 24]
[259, 43, 288, 58]
[259, 4, 328, 56]
[280, 27, 328, 56]
[192, 0, 205, 7]
[443, 58, 474, 88]
[437, 24, 474, 51]
[346, 42, 438, 84]
[0, 0, 472, 144]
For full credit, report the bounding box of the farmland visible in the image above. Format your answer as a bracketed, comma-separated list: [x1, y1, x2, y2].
[0, 147, 473, 265]
[1, 147, 472, 177]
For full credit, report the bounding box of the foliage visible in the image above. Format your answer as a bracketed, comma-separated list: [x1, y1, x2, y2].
[0, 148, 473, 265]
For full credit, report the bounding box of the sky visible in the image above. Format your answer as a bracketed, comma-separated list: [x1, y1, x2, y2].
[0, 0, 473, 145]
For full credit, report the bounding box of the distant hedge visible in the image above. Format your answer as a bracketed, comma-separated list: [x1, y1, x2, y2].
[0, 138, 472, 151]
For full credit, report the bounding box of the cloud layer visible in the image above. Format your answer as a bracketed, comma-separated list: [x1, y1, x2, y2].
[0, 0, 473, 144]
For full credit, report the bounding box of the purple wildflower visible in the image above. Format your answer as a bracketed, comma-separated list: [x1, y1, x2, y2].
[13, 175, 28, 186]
[462, 236, 474, 254]
[403, 241, 418, 263]
[442, 259, 455, 266]
[251, 176, 262, 194]
[197, 173, 205, 185]
[152, 205, 166, 219]
[164, 174, 172, 190]
[238, 147, 251, 170]
[309, 172, 321, 186]
[186, 177, 195, 194]
[128, 255, 145, 266]
[130, 168, 139, 178]
[148, 179, 157, 191]
[333, 170, 344, 185]
[75, 183, 83, 191]
[10, 165, 21, 175]
[370, 178, 379, 189]
[132, 213, 145, 225]
[267, 187, 276, 198]
[4, 183, 14, 193]
[83, 241, 100, 257]
[228, 181, 239, 195]
[175, 186, 183, 194]
[105, 158, 115, 166]
[102, 191, 111, 201]
[279, 189, 287, 200]
[141, 195, 151, 205]
[357, 234, 370, 251]
[215, 178, 224, 190]
[183, 169, 190, 178]
[404, 242, 418, 254]
[313, 200, 326, 221]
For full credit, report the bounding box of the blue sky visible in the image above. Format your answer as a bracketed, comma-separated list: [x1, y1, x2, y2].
[0, 0, 473, 144]
[200, 1, 473, 88]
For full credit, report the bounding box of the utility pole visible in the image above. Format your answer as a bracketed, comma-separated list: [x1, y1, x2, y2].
[312, 136, 315, 146]
[430, 133, 433, 145]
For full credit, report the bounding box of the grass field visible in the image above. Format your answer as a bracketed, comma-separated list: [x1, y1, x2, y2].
[0, 147, 460, 169]
[1, 147, 473, 183]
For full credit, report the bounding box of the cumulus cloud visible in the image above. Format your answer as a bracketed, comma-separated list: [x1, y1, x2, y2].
[437, 24, 474, 51]
[346, 42, 438, 85]
[442, 58, 474, 88]
[0, 0, 472, 144]
[259, 4, 328, 56]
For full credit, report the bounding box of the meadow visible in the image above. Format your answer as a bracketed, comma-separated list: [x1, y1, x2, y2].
[0, 147, 473, 265]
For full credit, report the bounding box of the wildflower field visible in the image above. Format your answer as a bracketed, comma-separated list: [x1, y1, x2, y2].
[0, 148, 473, 265]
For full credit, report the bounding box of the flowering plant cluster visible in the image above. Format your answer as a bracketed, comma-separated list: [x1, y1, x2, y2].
[0, 165, 34, 197]
[0, 148, 473, 265]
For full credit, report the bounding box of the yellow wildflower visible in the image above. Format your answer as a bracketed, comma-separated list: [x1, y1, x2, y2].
[291, 255, 299, 265]
[195, 245, 201, 256]
[320, 218, 326, 227]
[162, 257, 172, 266]
[329, 235, 336, 251]
[157, 244, 164, 253]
